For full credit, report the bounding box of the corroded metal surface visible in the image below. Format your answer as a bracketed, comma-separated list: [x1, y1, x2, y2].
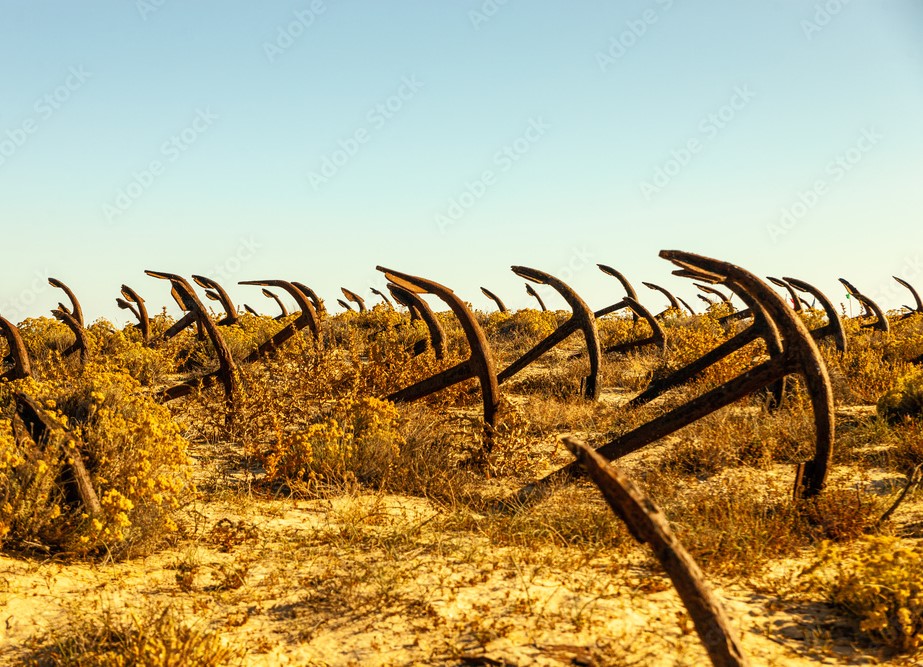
[511, 251, 834, 506]
[341, 288, 367, 313]
[524, 283, 547, 312]
[379, 266, 500, 450]
[565, 437, 751, 667]
[839, 278, 889, 333]
[192, 275, 239, 326]
[388, 283, 446, 360]
[497, 266, 601, 400]
[262, 288, 289, 320]
[337, 299, 355, 312]
[146, 271, 238, 410]
[371, 287, 395, 309]
[480, 287, 508, 313]
[0, 316, 31, 380]
[14, 392, 101, 517]
[784, 277, 847, 353]
[293, 282, 326, 317]
[48, 278, 84, 327]
[52, 306, 90, 363]
[118, 284, 151, 344]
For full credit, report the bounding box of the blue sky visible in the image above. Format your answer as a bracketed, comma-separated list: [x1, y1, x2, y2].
[1, 1, 921, 322]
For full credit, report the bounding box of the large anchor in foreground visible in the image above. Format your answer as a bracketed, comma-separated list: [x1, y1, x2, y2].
[509, 251, 834, 508]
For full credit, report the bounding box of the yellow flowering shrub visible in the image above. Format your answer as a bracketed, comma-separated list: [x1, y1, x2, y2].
[878, 370, 923, 424]
[810, 536, 923, 652]
[257, 395, 404, 494]
[660, 316, 755, 389]
[0, 364, 191, 556]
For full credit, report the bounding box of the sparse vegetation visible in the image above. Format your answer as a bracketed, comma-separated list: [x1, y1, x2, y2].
[1, 304, 922, 664]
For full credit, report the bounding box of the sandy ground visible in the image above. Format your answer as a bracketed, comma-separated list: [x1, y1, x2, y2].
[1, 482, 916, 666]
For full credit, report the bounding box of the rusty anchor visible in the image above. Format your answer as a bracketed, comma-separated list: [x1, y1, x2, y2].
[116, 285, 150, 344]
[599, 297, 666, 355]
[783, 277, 847, 353]
[766, 277, 803, 313]
[497, 266, 601, 399]
[677, 297, 697, 316]
[238, 280, 320, 359]
[511, 251, 835, 507]
[293, 282, 326, 317]
[192, 275, 239, 326]
[146, 271, 238, 409]
[0, 316, 31, 380]
[341, 288, 367, 313]
[337, 299, 355, 312]
[839, 278, 889, 333]
[379, 266, 500, 449]
[629, 271, 787, 409]
[696, 283, 732, 306]
[48, 278, 85, 327]
[52, 306, 90, 363]
[568, 265, 664, 357]
[565, 437, 751, 667]
[524, 283, 547, 312]
[370, 287, 395, 310]
[597, 264, 640, 322]
[894, 276, 923, 319]
[480, 287, 508, 313]
[387, 283, 446, 360]
[14, 392, 102, 518]
[261, 288, 289, 320]
[644, 282, 682, 318]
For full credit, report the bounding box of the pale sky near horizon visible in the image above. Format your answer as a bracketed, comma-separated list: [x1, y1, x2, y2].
[1, 1, 921, 322]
